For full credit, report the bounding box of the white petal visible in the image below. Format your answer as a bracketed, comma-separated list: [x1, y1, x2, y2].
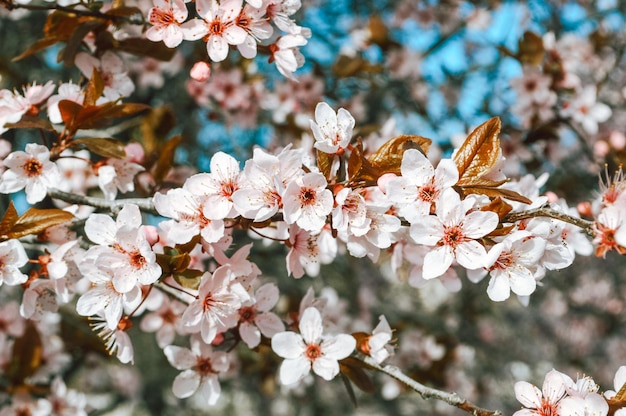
[422, 246, 454, 280]
[172, 369, 201, 398]
[164, 345, 197, 370]
[312, 356, 340, 380]
[279, 357, 311, 385]
[299, 307, 323, 344]
[514, 381, 542, 408]
[321, 334, 355, 360]
[271, 332, 305, 359]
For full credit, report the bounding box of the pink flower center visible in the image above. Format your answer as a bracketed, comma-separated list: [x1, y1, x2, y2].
[299, 188, 316, 206]
[129, 250, 147, 270]
[23, 158, 43, 177]
[491, 250, 514, 271]
[221, 180, 238, 199]
[196, 357, 217, 376]
[150, 7, 177, 26]
[538, 400, 559, 416]
[305, 343, 322, 361]
[203, 293, 215, 311]
[208, 19, 224, 36]
[418, 183, 438, 203]
[441, 225, 466, 249]
[238, 306, 256, 323]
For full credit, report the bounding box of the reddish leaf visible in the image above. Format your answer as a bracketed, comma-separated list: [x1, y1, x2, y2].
[453, 117, 502, 186]
[58, 99, 84, 131]
[480, 197, 513, 221]
[6, 208, 74, 240]
[12, 37, 60, 62]
[44, 11, 79, 39]
[4, 115, 56, 132]
[317, 150, 334, 181]
[117, 38, 177, 61]
[340, 357, 376, 394]
[458, 186, 532, 205]
[0, 202, 19, 240]
[368, 134, 432, 176]
[84, 68, 105, 107]
[151, 135, 182, 184]
[7, 322, 43, 384]
[486, 224, 516, 238]
[62, 19, 107, 67]
[72, 137, 126, 159]
[105, 6, 144, 18]
[517, 31, 544, 66]
[75, 103, 150, 130]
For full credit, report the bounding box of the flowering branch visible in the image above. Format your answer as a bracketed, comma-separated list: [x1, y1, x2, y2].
[360, 356, 502, 416]
[47, 188, 158, 215]
[0, 0, 144, 23]
[502, 205, 595, 237]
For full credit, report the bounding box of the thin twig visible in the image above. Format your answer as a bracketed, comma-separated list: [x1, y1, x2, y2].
[502, 205, 595, 237]
[2, 1, 143, 23]
[359, 356, 502, 416]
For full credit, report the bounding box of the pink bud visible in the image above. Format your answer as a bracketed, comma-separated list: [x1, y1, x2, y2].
[577, 201, 592, 217]
[142, 225, 160, 246]
[190, 62, 211, 82]
[545, 191, 558, 203]
[609, 131, 626, 151]
[593, 140, 610, 158]
[125, 142, 145, 163]
[377, 173, 398, 193]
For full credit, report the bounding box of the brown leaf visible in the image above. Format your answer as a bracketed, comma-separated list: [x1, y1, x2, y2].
[7, 322, 43, 384]
[346, 139, 380, 187]
[340, 357, 376, 393]
[12, 37, 60, 62]
[44, 11, 79, 39]
[0, 202, 19, 240]
[487, 224, 516, 238]
[84, 67, 105, 107]
[368, 134, 432, 175]
[6, 208, 75, 240]
[4, 115, 56, 132]
[368, 16, 389, 47]
[72, 137, 126, 159]
[116, 38, 177, 61]
[105, 6, 144, 18]
[140, 107, 176, 155]
[62, 19, 108, 67]
[58, 99, 84, 131]
[458, 186, 532, 205]
[76, 102, 150, 130]
[317, 150, 334, 181]
[151, 135, 182, 184]
[480, 197, 513, 220]
[517, 31, 544, 66]
[453, 117, 502, 186]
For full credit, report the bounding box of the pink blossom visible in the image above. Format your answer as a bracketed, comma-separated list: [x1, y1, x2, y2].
[513, 369, 568, 416]
[46, 82, 84, 124]
[140, 296, 187, 348]
[146, 0, 193, 48]
[283, 171, 333, 233]
[0, 143, 61, 204]
[237, 283, 285, 348]
[0, 239, 28, 287]
[190, 61, 212, 82]
[410, 189, 498, 279]
[270, 34, 308, 80]
[309, 101, 355, 154]
[271, 306, 356, 385]
[75, 51, 135, 102]
[164, 336, 230, 405]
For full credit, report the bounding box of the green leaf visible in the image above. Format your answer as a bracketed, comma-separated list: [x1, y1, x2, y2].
[72, 137, 126, 159]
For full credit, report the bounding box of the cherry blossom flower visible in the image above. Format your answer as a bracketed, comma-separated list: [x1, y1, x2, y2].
[181, 265, 249, 344]
[513, 369, 568, 416]
[384, 150, 459, 223]
[154, 187, 225, 244]
[90, 315, 134, 364]
[0, 394, 52, 416]
[237, 283, 285, 348]
[0, 143, 61, 204]
[83, 204, 162, 293]
[0, 301, 25, 337]
[593, 204, 626, 257]
[97, 155, 145, 200]
[146, 0, 194, 48]
[140, 295, 187, 348]
[45, 377, 88, 416]
[309, 102, 355, 154]
[559, 374, 608, 416]
[164, 336, 230, 405]
[410, 189, 498, 279]
[190, 61, 212, 82]
[0, 239, 28, 287]
[561, 86, 611, 135]
[188, 0, 248, 62]
[184, 151, 242, 220]
[343, 203, 401, 262]
[270, 34, 308, 80]
[283, 171, 333, 233]
[332, 187, 370, 237]
[236, 2, 273, 59]
[484, 231, 546, 302]
[361, 315, 394, 364]
[271, 306, 356, 385]
[76, 262, 142, 330]
[0, 81, 55, 133]
[75, 51, 135, 102]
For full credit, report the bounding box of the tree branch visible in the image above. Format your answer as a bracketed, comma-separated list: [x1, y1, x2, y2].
[1, 0, 144, 24]
[359, 356, 502, 416]
[502, 205, 595, 237]
[47, 188, 158, 216]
